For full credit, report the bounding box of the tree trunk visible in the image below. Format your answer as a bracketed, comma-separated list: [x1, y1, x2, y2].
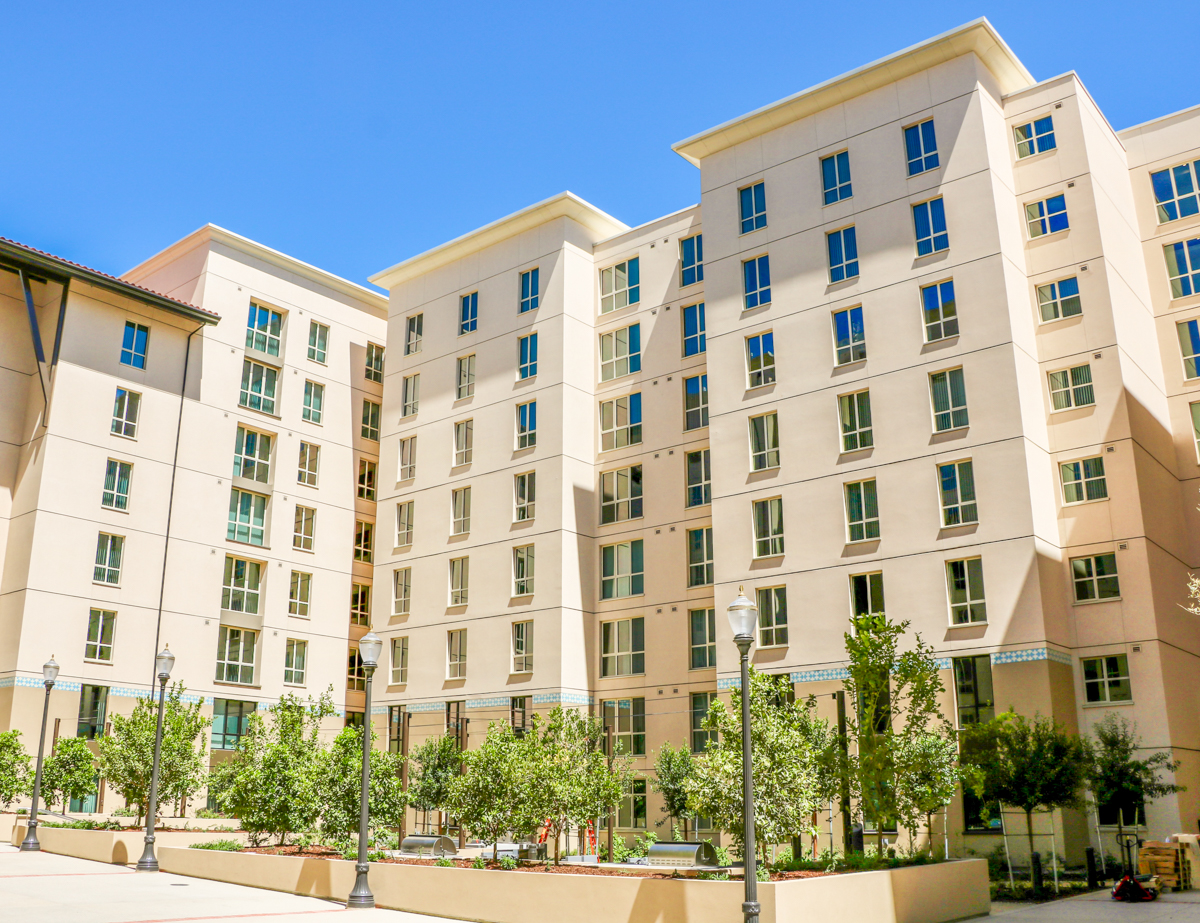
[1025, 809, 1035, 883]
[493, 838, 498, 862]
[926, 813, 934, 856]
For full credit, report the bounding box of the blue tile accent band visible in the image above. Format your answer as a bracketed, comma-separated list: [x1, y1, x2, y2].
[991, 647, 1072, 666]
[791, 668, 850, 684]
[466, 697, 509, 709]
[717, 676, 740, 690]
[407, 701, 446, 713]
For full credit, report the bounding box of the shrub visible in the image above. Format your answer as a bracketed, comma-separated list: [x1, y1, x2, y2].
[435, 857, 454, 867]
[189, 839, 242, 851]
[195, 808, 226, 819]
[497, 855, 517, 870]
[472, 856, 487, 869]
[0, 730, 32, 809]
[317, 724, 407, 841]
[42, 738, 97, 812]
[111, 805, 136, 817]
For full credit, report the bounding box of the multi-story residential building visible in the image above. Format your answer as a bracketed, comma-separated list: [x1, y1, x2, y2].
[371, 19, 1200, 857]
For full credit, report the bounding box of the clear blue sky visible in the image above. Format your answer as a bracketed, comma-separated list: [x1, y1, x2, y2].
[1, 2, 1186, 290]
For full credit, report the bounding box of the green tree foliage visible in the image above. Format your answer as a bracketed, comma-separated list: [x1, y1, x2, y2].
[406, 733, 462, 823]
[893, 732, 960, 853]
[651, 744, 696, 840]
[42, 738, 97, 812]
[1086, 713, 1183, 844]
[0, 730, 32, 809]
[318, 723, 407, 840]
[446, 721, 541, 859]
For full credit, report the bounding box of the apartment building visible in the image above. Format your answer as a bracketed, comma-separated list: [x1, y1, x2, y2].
[0, 226, 387, 811]
[371, 19, 1200, 856]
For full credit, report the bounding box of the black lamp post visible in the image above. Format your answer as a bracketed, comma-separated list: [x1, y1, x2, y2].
[20, 656, 59, 852]
[727, 590, 760, 923]
[136, 646, 175, 872]
[348, 631, 383, 910]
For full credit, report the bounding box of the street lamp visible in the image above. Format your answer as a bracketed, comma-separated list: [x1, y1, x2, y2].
[20, 657, 60, 852]
[727, 589, 760, 923]
[348, 631, 383, 910]
[136, 646, 175, 872]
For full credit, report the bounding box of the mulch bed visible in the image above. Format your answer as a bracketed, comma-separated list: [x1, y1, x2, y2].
[242, 844, 343, 857]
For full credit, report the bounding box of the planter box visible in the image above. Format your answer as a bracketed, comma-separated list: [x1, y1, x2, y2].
[158, 847, 989, 923]
[9, 825, 248, 864]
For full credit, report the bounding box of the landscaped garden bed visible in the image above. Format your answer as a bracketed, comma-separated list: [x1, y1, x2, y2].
[8, 823, 249, 864]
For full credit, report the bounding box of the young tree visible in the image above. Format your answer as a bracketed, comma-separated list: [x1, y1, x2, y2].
[446, 721, 540, 859]
[318, 724, 407, 842]
[0, 730, 32, 810]
[651, 744, 696, 840]
[406, 733, 462, 833]
[42, 738, 97, 812]
[1086, 713, 1183, 848]
[893, 731, 959, 854]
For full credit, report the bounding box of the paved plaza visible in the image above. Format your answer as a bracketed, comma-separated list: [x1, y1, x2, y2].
[988, 890, 1200, 922]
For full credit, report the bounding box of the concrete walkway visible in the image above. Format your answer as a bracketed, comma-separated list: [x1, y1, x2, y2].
[0, 844, 460, 923]
[984, 889, 1200, 922]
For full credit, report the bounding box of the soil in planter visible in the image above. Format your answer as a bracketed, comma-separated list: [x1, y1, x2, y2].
[376, 858, 833, 881]
[242, 845, 343, 857]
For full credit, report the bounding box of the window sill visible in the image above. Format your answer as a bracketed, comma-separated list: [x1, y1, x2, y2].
[392, 545, 412, 555]
[513, 517, 535, 525]
[100, 504, 130, 515]
[1073, 596, 1122, 606]
[751, 553, 785, 562]
[600, 517, 643, 527]
[844, 538, 880, 547]
[283, 682, 306, 688]
[83, 659, 113, 666]
[933, 425, 969, 436]
[510, 670, 533, 677]
[1062, 497, 1110, 508]
[110, 431, 138, 442]
[292, 545, 316, 554]
[745, 381, 776, 393]
[757, 643, 788, 651]
[288, 613, 311, 619]
[833, 359, 866, 371]
[92, 581, 122, 589]
[600, 595, 646, 603]
[511, 593, 534, 600]
[741, 302, 772, 314]
[236, 405, 283, 421]
[212, 680, 260, 690]
[244, 347, 283, 368]
[683, 425, 709, 434]
[225, 538, 271, 550]
[948, 620, 988, 628]
[1014, 147, 1058, 165]
[1083, 699, 1134, 708]
[599, 673, 646, 680]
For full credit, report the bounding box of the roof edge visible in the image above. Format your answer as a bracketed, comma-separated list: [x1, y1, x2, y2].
[1119, 100, 1200, 138]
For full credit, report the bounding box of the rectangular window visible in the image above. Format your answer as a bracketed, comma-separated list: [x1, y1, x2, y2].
[752, 497, 785, 557]
[827, 227, 859, 282]
[284, 639, 307, 685]
[938, 460, 977, 526]
[510, 697, 529, 736]
[449, 556, 469, 605]
[518, 333, 538, 378]
[460, 292, 478, 334]
[756, 586, 788, 647]
[211, 699, 254, 749]
[388, 705, 407, 752]
[101, 459, 132, 511]
[512, 619, 534, 671]
[347, 648, 365, 691]
[395, 501, 414, 546]
[401, 374, 420, 416]
[822, 150, 853, 204]
[77, 685, 108, 740]
[683, 374, 708, 430]
[601, 466, 642, 523]
[1048, 364, 1095, 411]
[1014, 116, 1056, 158]
[1072, 553, 1120, 601]
[517, 400, 537, 448]
[921, 280, 958, 341]
[391, 637, 409, 685]
[904, 119, 939, 175]
[832, 306, 865, 365]
[619, 780, 648, 829]
[1026, 193, 1069, 238]
[686, 448, 711, 507]
[680, 234, 704, 286]
[689, 608, 716, 670]
[739, 181, 767, 233]
[913, 198, 949, 255]
[690, 692, 717, 753]
[839, 391, 873, 452]
[222, 556, 261, 613]
[293, 505, 315, 551]
[357, 458, 377, 500]
[364, 342, 384, 382]
[453, 419, 474, 467]
[215, 626, 256, 685]
[600, 617, 645, 677]
[85, 609, 116, 662]
[599, 393, 642, 450]
[1038, 277, 1082, 321]
[288, 570, 311, 617]
[602, 698, 646, 756]
[451, 486, 472, 534]
[1178, 319, 1200, 378]
[120, 321, 150, 369]
[361, 399, 381, 440]
[845, 479, 879, 542]
[307, 321, 329, 363]
[111, 388, 140, 438]
[350, 583, 371, 627]
[93, 533, 123, 584]
[520, 268, 539, 313]
[246, 304, 282, 356]
[930, 368, 969, 431]
[601, 540, 644, 599]
[239, 359, 278, 415]
[404, 314, 423, 355]
[513, 546, 535, 597]
[682, 302, 706, 356]
[398, 435, 417, 480]
[1192, 403, 1200, 461]
[302, 381, 324, 424]
[515, 471, 536, 521]
[749, 412, 780, 470]
[742, 254, 771, 309]
[947, 558, 986, 624]
[1061, 456, 1107, 504]
[393, 567, 411, 616]
[746, 331, 775, 386]
[953, 655, 994, 727]
[600, 324, 641, 381]
[297, 442, 319, 486]
[354, 520, 374, 562]
[600, 257, 640, 313]
[448, 629, 467, 678]
[234, 427, 271, 484]
[850, 571, 885, 617]
[456, 354, 476, 400]
[687, 527, 714, 587]
[1083, 654, 1132, 703]
[1152, 161, 1200, 223]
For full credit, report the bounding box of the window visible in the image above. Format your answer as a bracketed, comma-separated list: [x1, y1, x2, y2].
[756, 586, 788, 646]
[947, 558, 986, 624]
[953, 655, 995, 727]
[827, 227, 859, 282]
[680, 234, 703, 286]
[1152, 162, 1200, 223]
[684, 692, 716, 754]
[746, 332, 775, 386]
[1061, 456, 1107, 504]
[513, 546, 535, 596]
[1179, 320, 1200, 378]
[307, 321, 329, 363]
[452, 295, 477, 341]
[398, 435, 417, 480]
[938, 460, 977, 526]
[752, 497, 785, 557]
[1083, 654, 1132, 703]
[517, 401, 537, 448]
[601, 540, 644, 599]
[357, 458, 377, 500]
[510, 697, 529, 736]
[686, 449, 711, 507]
[930, 368, 969, 431]
[111, 388, 140, 438]
[739, 181, 767, 233]
[246, 304, 282, 356]
[222, 556, 261, 613]
[101, 459, 132, 510]
[749, 412, 780, 470]
[921, 280, 958, 341]
[601, 466, 642, 523]
[682, 302, 706, 356]
[602, 698, 646, 756]
[518, 333, 538, 378]
[284, 639, 307, 685]
[689, 609, 716, 670]
[600, 324, 641, 381]
[822, 151, 853, 204]
[600, 258, 640, 313]
[1192, 402, 1200, 460]
[347, 648, 365, 691]
[120, 321, 149, 368]
[1014, 115, 1056, 158]
[600, 393, 642, 450]
[350, 583, 371, 627]
[234, 427, 271, 484]
[365, 342, 384, 382]
[302, 381, 324, 424]
[742, 255, 771, 309]
[211, 699, 254, 749]
[832, 306, 865, 365]
[682, 374, 708, 430]
[448, 629, 467, 678]
[1026, 194, 1069, 238]
[293, 505, 315, 551]
[387, 705, 407, 752]
[77, 685, 108, 740]
[1048, 364, 1095, 411]
[687, 527, 714, 587]
[1072, 553, 1120, 601]
[354, 520, 374, 562]
[395, 501, 414, 546]
[404, 314, 423, 355]
[600, 617, 644, 676]
[904, 119, 939, 175]
[239, 360, 278, 415]
[393, 567, 411, 615]
[361, 400, 381, 440]
[449, 556, 469, 605]
[402, 374, 420, 416]
[454, 419, 473, 466]
[515, 471, 536, 521]
[850, 572, 885, 617]
[451, 487, 472, 534]
[844, 479, 879, 542]
[456, 355, 476, 399]
[85, 609, 115, 662]
[1038, 277, 1082, 321]
[215, 627, 256, 685]
[512, 620, 534, 671]
[520, 268, 539, 313]
[391, 637, 409, 684]
[913, 198, 949, 255]
[839, 391, 873, 452]
[93, 533, 123, 585]
[289, 570, 311, 617]
[619, 780, 648, 829]
[289, 444, 318, 491]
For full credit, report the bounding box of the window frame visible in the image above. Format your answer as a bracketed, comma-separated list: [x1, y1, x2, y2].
[453, 419, 474, 467]
[283, 638, 307, 686]
[599, 257, 640, 314]
[685, 448, 711, 508]
[120, 321, 150, 369]
[599, 323, 642, 381]
[518, 333, 538, 379]
[827, 226, 859, 282]
[297, 441, 320, 486]
[449, 556, 469, 606]
[227, 487, 267, 546]
[687, 526, 714, 588]
[404, 313, 423, 355]
[682, 302, 706, 357]
[288, 570, 311, 618]
[101, 458, 133, 511]
[350, 582, 371, 627]
[689, 608, 716, 670]
[680, 234, 704, 287]
[1014, 115, 1057, 159]
[364, 342, 384, 382]
[239, 358, 278, 415]
[234, 426, 272, 484]
[739, 180, 767, 234]
[1037, 276, 1083, 323]
[904, 118, 939, 176]
[215, 626, 257, 686]
[745, 331, 776, 388]
[599, 393, 642, 451]
[402, 374, 420, 417]
[838, 390, 873, 453]
[1151, 161, 1200, 224]
[513, 545, 535, 597]
[357, 458, 377, 501]
[85, 608, 116, 662]
[111, 387, 141, 439]
[514, 471, 536, 521]
[1025, 193, 1070, 239]
[1071, 552, 1121, 602]
[1060, 455, 1108, 505]
[1082, 653, 1132, 704]
[600, 540, 644, 600]
[292, 505, 315, 551]
[447, 629, 468, 678]
[756, 585, 788, 648]
[929, 367, 969, 432]
[393, 567, 412, 616]
[361, 399, 381, 440]
[844, 478, 880, 543]
[451, 486, 472, 535]
[946, 557, 987, 625]
[391, 636, 409, 685]
[913, 197, 949, 256]
[519, 268, 539, 314]
[302, 380, 325, 424]
[245, 303, 283, 357]
[600, 465, 643, 524]
[821, 150, 853, 204]
[398, 435, 417, 481]
[222, 555, 262, 614]
[742, 254, 771, 310]
[354, 519, 374, 562]
[512, 619, 534, 672]
[456, 354, 476, 400]
[683, 374, 708, 430]
[749, 412, 780, 471]
[752, 496, 785, 558]
[516, 400, 537, 449]
[849, 571, 885, 618]
[307, 321, 329, 364]
[1048, 364, 1095, 412]
[832, 306, 866, 366]
[395, 501, 414, 547]
[460, 291, 478, 334]
[600, 616, 645, 676]
[920, 279, 958, 342]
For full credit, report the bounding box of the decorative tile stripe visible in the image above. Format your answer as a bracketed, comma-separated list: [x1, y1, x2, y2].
[934, 658, 953, 670]
[371, 705, 389, 715]
[991, 647, 1073, 666]
[532, 692, 592, 706]
[466, 697, 510, 709]
[791, 668, 849, 684]
[407, 701, 446, 713]
[717, 676, 740, 690]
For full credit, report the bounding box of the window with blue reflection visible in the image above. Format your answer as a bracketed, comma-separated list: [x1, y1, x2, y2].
[1014, 116, 1056, 158]
[827, 227, 859, 282]
[460, 292, 478, 334]
[905, 119, 939, 175]
[1152, 163, 1200, 224]
[833, 306, 865, 365]
[680, 234, 704, 286]
[1025, 194, 1069, 238]
[743, 255, 771, 309]
[518, 333, 538, 379]
[821, 151, 853, 204]
[914, 198, 949, 255]
[1166, 239, 1200, 299]
[683, 302, 706, 357]
[120, 322, 149, 369]
[520, 268, 539, 313]
[739, 182, 767, 233]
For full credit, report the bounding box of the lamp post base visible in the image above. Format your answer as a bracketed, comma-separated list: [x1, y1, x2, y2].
[742, 900, 761, 922]
[136, 837, 159, 872]
[18, 823, 40, 852]
[346, 864, 374, 909]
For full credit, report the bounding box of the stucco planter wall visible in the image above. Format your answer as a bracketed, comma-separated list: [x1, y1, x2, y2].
[158, 847, 989, 923]
[9, 825, 249, 864]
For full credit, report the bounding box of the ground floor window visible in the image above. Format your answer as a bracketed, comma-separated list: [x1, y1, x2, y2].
[618, 779, 647, 829]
